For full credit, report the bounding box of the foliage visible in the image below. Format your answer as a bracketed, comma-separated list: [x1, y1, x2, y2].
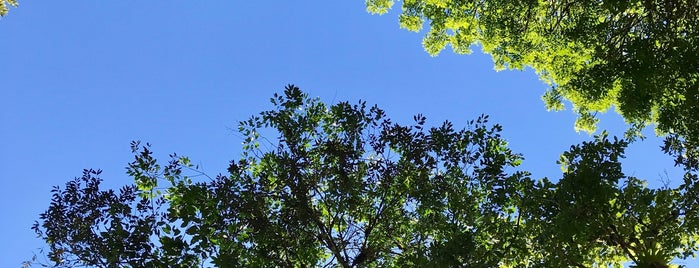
[30, 86, 699, 267]
[523, 133, 699, 267]
[0, 0, 17, 17]
[30, 145, 201, 268]
[366, 0, 699, 169]
[164, 85, 531, 266]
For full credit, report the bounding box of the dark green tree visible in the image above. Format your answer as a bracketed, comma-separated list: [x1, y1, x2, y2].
[29, 144, 202, 268]
[153, 85, 532, 267]
[30, 86, 530, 267]
[523, 134, 699, 267]
[366, 0, 699, 171]
[30, 86, 699, 267]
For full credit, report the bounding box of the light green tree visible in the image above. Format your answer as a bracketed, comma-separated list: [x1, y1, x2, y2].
[366, 0, 699, 171]
[0, 0, 17, 17]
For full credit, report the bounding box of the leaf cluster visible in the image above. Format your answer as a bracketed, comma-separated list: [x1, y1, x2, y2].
[0, 0, 17, 17]
[367, 0, 699, 170]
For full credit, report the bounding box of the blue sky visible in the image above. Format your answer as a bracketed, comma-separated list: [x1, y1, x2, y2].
[0, 1, 690, 267]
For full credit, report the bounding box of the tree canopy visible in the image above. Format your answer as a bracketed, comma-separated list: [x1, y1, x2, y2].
[5, 0, 695, 267]
[524, 135, 699, 267]
[366, 0, 699, 171]
[29, 86, 699, 267]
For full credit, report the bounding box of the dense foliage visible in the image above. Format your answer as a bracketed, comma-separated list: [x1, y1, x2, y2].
[524, 135, 699, 267]
[366, 0, 699, 171]
[30, 86, 699, 267]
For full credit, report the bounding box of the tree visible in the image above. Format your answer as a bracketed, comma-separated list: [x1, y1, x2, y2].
[172, 85, 534, 267]
[30, 86, 699, 267]
[522, 134, 699, 268]
[365, 0, 699, 171]
[28, 147, 202, 268]
[0, 0, 17, 17]
[31, 85, 531, 267]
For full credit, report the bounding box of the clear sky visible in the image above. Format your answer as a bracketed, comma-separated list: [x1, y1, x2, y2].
[0, 1, 691, 267]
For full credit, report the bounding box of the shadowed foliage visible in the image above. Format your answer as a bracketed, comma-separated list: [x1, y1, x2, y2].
[30, 86, 699, 267]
